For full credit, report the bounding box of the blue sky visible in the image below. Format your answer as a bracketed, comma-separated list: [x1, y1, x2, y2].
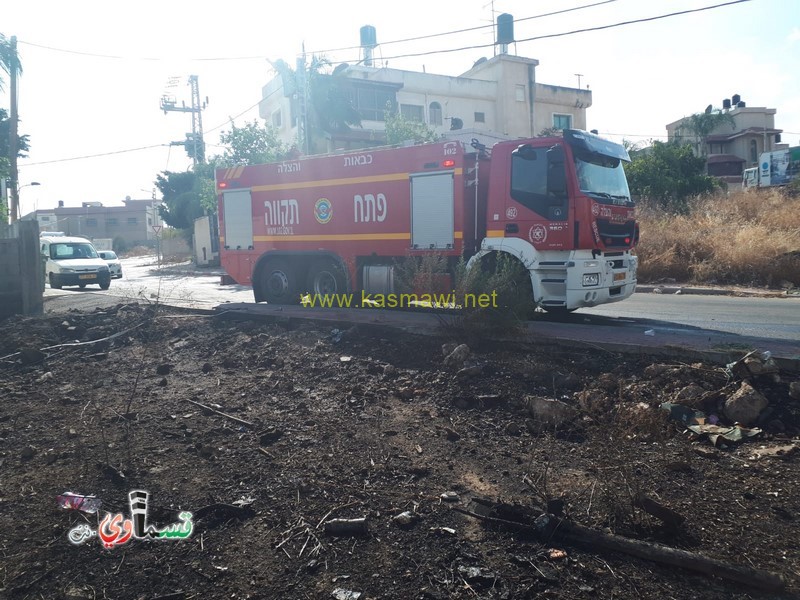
[4, 0, 798, 214]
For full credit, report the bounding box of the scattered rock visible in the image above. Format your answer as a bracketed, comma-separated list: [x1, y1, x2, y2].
[457, 566, 498, 588]
[724, 381, 769, 426]
[676, 384, 706, 404]
[383, 364, 397, 377]
[158, 377, 168, 387]
[443, 344, 470, 367]
[331, 589, 361, 600]
[21, 446, 36, 460]
[440, 491, 460, 502]
[156, 364, 172, 375]
[441, 342, 459, 357]
[392, 511, 419, 529]
[36, 372, 54, 383]
[790, 381, 800, 400]
[526, 396, 577, 428]
[505, 422, 522, 436]
[201, 362, 213, 373]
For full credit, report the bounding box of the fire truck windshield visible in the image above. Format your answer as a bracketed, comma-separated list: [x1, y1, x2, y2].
[574, 152, 632, 206]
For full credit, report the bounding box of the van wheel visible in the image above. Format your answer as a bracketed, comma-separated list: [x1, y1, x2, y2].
[307, 260, 346, 296]
[79, 284, 87, 289]
[49, 273, 62, 289]
[261, 259, 298, 304]
[100, 282, 110, 290]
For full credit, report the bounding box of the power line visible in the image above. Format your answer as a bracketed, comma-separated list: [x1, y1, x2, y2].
[24, 144, 168, 166]
[329, 0, 753, 64]
[306, 0, 620, 55]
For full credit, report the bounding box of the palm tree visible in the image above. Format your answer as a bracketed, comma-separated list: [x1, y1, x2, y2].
[0, 33, 23, 91]
[680, 107, 735, 157]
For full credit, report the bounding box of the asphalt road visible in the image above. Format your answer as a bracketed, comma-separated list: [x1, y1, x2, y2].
[41, 255, 800, 365]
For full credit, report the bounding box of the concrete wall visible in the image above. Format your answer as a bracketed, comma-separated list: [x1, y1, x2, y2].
[0, 220, 44, 320]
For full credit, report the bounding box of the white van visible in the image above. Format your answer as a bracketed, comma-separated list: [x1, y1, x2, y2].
[40, 235, 112, 290]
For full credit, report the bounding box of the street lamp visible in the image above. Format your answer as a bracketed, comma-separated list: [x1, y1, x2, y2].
[16, 182, 42, 219]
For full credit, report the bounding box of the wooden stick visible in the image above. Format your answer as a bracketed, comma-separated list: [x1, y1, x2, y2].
[186, 399, 253, 427]
[455, 503, 784, 592]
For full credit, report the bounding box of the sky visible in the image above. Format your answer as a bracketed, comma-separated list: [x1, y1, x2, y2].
[3, 0, 799, 216]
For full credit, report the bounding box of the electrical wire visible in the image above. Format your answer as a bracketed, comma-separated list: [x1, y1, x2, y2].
[328, 0, 753, 64]
[24, 144, 168, 166]
[305, 0, 621, 55]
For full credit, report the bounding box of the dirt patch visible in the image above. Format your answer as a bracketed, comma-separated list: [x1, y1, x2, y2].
[1, 304, 798, 599]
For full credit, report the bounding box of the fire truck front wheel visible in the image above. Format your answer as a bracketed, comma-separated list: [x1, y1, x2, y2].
[307, 260, 346, 296]
[261, 259, 298, 304]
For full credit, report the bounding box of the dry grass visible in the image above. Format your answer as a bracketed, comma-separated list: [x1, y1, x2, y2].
[636, 189, 800, 288]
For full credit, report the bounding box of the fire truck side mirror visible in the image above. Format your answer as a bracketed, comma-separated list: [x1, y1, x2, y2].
[546, 145, 567, 198]
[512, 144, 537, 161]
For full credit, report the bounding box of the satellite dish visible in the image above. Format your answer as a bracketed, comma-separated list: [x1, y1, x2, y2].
[705, 104, 713, 114]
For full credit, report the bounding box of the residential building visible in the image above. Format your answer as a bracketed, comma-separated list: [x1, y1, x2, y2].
[666, 104, 785, 183]
[260, 52, 592, 154]
[23, 197, 163, 249]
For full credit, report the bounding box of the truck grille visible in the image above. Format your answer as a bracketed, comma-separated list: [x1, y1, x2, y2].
[596, 219, 636, 248]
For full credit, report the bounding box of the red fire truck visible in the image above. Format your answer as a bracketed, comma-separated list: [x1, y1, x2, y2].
[216, 129, 638, 311]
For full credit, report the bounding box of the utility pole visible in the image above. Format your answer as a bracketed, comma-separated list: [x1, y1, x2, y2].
[296, 48, 309, 155]
[9, 36, 19, 223]
[575, 73, 583, 89]
[161, 75, 207, 164]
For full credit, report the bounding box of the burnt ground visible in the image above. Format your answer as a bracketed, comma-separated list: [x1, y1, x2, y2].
[1, 302, 799, 600]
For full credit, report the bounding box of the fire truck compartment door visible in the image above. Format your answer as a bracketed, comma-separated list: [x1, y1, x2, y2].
[222, 189, 253, 250]
[410, 172, 454, 249]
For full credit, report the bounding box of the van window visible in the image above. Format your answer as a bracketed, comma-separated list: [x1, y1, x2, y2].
[50, 243, 99, 260]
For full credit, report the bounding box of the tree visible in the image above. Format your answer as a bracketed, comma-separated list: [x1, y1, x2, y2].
[0, 33, 22, 92]
[676, 108, 735, 157]
[0, 108, 30, 165]
[625, 141, 718, 212]
[384, 106, 437, 145]
[155, 171, 204, 232]
[218, 120, 293, 165]
[536, 127, 563, 138]
[270, 57, 361, 153]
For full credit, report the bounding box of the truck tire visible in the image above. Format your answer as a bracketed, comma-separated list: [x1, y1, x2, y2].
[262, 259, 298, 304]
[100, 281, 111, 290]
[307, 260, 346, 296]
[49, 273, 62, 290]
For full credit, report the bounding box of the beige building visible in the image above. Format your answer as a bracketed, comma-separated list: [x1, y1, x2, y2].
[666, 105, 784, 182]
[260, 53, 592, 153]
[23, 197, 163, 249]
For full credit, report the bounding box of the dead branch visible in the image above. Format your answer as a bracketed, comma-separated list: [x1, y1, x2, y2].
[186, 399, 253, 428]
[456, 501, 784, 592]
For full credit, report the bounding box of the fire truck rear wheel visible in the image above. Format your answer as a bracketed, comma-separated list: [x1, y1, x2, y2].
[262, 259, 298, 304]
[307, 260, 346, 296]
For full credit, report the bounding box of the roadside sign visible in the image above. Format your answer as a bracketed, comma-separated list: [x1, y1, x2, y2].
[152, 225, 162, 235]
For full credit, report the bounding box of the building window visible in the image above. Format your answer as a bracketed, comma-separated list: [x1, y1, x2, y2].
[429, 102, 442, 126]
[353, 88, 396, 121]
[553, 114, 572, 130]
[400, 104, 424, 122]
[515, 85, 526, 102]
[107, 218, 118, 226]
[750, 139, 758, 163]
[272, 109, 282, 128]
[86, 218, 98, 227]
[474, 112, 485, 123]
[41, 216, 51, 222]
[127, 217, 138, 226]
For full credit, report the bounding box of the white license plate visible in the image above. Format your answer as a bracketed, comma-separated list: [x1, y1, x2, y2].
[79, 274, 97, 280]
